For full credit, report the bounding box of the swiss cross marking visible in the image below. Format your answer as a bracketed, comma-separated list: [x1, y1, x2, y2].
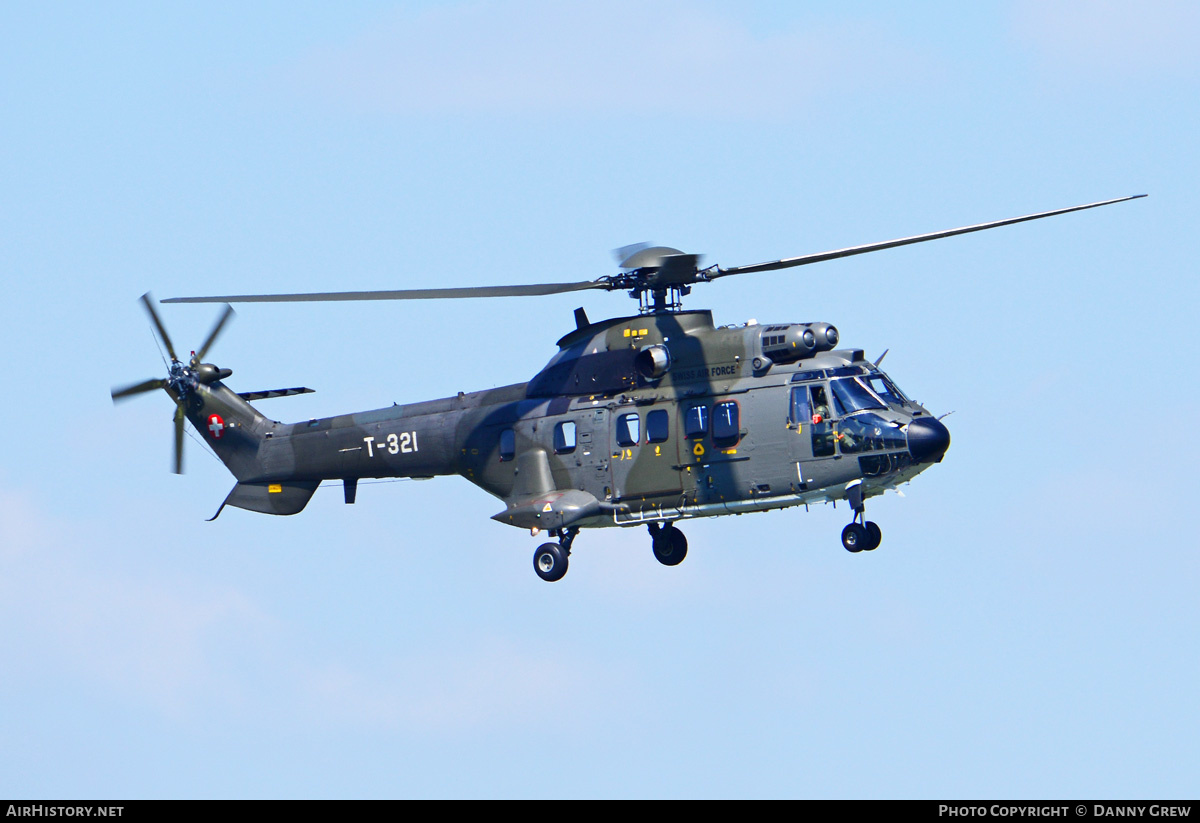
[208, 414, 226, 439]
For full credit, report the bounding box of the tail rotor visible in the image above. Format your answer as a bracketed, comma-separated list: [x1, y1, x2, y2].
[110, 293, 235, 474]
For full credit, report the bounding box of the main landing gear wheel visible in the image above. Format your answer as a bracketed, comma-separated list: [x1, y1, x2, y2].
[649, 522, 688, 566]
[533, 542, 568, 582]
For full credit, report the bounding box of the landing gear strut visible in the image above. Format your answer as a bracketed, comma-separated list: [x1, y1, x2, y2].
[648, 522, 688, 566]
[841, 483, 882, 553]
[533, 526, 578, 582]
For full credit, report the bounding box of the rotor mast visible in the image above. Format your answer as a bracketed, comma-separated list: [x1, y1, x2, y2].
[609, 245, 706, 314]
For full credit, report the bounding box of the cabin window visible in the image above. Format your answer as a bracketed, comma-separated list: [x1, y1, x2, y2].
[553, 420, 577, 454]
[684, 405, 708, 438]
[646, 409, 669, 443]
[499, 428, 515, 461]
[616, 413, 640, 447]
[712, 401, 740, 445]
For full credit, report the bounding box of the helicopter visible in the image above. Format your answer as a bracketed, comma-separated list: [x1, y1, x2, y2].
[113, 195, 1143, 581]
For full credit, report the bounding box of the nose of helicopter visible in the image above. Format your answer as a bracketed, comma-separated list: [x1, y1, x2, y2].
[907, 417, 951, 463]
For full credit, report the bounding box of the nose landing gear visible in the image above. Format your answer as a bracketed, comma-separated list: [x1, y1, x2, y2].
[841, 482, 882, 553]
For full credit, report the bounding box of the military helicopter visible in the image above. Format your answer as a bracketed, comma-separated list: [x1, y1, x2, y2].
[113, 195, 1143, 581]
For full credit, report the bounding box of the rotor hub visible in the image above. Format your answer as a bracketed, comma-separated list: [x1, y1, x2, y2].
[166, 360, 197, 397]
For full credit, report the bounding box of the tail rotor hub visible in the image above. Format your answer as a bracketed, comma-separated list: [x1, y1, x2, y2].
[166, 360, 196, 398]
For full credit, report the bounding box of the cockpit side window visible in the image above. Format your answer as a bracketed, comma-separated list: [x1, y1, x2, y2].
[810, 385, 835, 457]
[810, 385, 831, 422]
[788, 386, 810, 427]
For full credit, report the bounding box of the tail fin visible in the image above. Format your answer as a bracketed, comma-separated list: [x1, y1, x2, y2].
[184, 381, 270, 482]
[187, 381, 328, 518]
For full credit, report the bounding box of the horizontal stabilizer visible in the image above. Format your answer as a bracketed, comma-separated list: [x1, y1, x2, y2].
[237, 387, 314, 401]
[217, 480, 321, 517]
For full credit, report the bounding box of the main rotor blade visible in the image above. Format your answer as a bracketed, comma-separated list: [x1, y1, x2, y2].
[140, 292, 178, 361]
[714, 195, 1147, 278]
[193, 304, 235, 364]
[173, 403, 185, 475]
[111, 378, 166, 402]
[162, 281, 606, 305]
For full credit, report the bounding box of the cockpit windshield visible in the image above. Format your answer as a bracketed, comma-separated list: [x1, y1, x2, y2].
[862, 372, 909, 406]
[830, 378, 885, 415]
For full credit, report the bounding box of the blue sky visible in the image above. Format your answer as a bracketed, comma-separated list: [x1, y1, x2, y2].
[1, 1, 1197, 798]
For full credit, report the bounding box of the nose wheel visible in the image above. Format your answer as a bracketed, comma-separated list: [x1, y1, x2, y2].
[841, 483, 882, 553]
[841, 519, 881, 552]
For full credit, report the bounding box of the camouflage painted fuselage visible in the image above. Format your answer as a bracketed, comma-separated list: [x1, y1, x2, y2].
[186, 309, 948, 527]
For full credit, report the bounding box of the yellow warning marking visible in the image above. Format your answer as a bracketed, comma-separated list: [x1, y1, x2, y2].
[638, 329, 648, 336]
[693, 443, 705, 457]
[654, 445, 661, 456]
[268, 484, 282, 494]
[623, 329, 631, 337]
[542, 503, 553, 513]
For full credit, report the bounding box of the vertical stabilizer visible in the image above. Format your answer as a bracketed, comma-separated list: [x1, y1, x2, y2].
[182, 381, 270, 481]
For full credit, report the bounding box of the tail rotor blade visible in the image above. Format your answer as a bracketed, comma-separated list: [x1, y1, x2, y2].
[140, 292, 178, 362]
[173, 403, 185, 475]
[111, 377, 166, 403]
[193, 304, 235, 365]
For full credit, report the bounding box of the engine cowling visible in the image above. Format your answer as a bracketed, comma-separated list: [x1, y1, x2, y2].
[758, 323, 839, 364]
[634, 344, 671, 380]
